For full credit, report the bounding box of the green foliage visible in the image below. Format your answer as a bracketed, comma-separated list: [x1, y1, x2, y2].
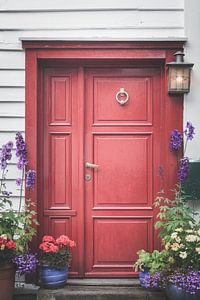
[154, 187, 196, 240]
[0, 197, 38, 254]
[39, 249, 71, 270]
[134, 186, 200, 274]
[134, 249, 170, 274]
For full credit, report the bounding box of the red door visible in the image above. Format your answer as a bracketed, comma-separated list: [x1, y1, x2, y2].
[40, 64, 162, 277]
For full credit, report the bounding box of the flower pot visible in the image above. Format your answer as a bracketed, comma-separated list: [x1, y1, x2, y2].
[139, 269, 149, 288]
[165, 284, 200, 300]
[39, 266, 68, 289]
[0, 264, 15, 300]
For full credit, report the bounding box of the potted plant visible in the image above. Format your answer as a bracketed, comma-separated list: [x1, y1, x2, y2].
[0, 133, 38, 300]
[134, 249, 170, 288]
[134, 122, 200, 299]
[38, 234, 76, 288]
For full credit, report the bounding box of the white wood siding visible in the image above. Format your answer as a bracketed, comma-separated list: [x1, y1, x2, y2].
[0, 0, 184, 198]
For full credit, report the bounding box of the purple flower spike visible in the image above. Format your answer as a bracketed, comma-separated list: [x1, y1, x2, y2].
[0, 141, 14, 170]
[16, 178, 22, 186]
[184, 121, 195, 141]
[178, 157, 189, 183]
[26, 170, 36, 189]
[15, 132, 28, 170]
[169, 129, 183, 151]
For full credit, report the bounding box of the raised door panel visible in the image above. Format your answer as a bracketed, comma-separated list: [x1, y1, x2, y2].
[45, 133, 72, 209]
[93, 218, 153, 268]
[92, 70, 153, 126]
[93, 134, 153, 208]
[50, 76, 72, 125]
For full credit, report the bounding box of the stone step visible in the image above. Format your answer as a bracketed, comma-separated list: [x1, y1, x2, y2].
[14, 280, 167, 300]
[37, 279, 167, 300]
[37, 286, 166, 300]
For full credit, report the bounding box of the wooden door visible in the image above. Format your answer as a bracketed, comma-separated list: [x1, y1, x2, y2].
[41, 64, 162, 278]
[84, 67, 161, 277]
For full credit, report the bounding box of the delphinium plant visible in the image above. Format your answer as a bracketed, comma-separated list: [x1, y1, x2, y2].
[0, 132, 38, 274]
[134, 121, 200, 296]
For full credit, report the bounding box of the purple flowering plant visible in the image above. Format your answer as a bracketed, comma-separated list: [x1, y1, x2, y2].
[135, 121, 200, 295]
[0, 132, 38, 273]
[169, 121, 195, 184]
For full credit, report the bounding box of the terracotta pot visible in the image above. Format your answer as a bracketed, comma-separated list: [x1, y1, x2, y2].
[0, 264, 15, 300]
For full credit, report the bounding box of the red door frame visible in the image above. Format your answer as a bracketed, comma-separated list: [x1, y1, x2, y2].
[23, 41, 184, 277]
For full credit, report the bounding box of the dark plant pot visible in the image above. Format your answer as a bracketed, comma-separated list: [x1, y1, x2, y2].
[165, 284, 200, 300]
[139, 269, 149, 288]
[0, 264, 15, 300]
[39, 266, 68, 289]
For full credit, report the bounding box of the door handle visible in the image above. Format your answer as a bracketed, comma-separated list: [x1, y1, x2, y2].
[85, 162, 99, 169]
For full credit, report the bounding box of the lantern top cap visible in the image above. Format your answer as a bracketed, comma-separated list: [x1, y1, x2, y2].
[166, 50, 194, 68]
[174, 51, 185, 62]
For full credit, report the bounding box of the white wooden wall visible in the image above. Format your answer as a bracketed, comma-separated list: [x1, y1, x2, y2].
[0, 0, 184, 204]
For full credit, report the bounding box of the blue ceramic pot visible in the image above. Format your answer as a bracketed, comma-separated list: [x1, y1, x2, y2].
[165, 284, 200, 300]
[39, 266, 68, 289]
[139, 269, 149, 288]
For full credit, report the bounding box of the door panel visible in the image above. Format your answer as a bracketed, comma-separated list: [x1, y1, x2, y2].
[93, 218, 153, 266]
[93, 71, 152, 125]
[42, 68, 80, 276]
[85, 67, 161, 277]
[93, 134, 152, 207]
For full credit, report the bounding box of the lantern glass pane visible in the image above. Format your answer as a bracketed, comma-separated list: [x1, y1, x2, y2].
[168, 66, 190, 93]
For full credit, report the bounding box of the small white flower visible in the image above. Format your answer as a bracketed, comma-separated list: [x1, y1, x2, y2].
[185, 235, 198, 242]
[171, 232, 178, 239]
[197, 229, 200, 236]
[175, 237, 181, 243]
[175, 228, 183, 233]
[179, 251, 187, 259]
[0, 234, 7, 240]
[186, 229, 193, 233]
[165, 242, 171, 250]
[189, 221, 194, 228]
[196, 247, 200, 254]
[171, 243, 181, 251]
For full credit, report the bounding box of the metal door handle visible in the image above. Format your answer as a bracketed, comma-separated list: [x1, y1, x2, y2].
[85, 162, 99, 169]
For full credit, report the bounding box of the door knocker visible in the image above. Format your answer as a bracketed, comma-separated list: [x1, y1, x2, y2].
[116, 88, 129, 106]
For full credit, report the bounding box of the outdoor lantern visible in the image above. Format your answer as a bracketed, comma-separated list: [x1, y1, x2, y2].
[167, 51, 194, 94]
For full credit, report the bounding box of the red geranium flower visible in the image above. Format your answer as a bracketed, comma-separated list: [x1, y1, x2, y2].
[69, 240, 76, 248]
[42, 235, 55, 243]
[39, 241, 59, 253]
[56, 235, 70, 246]
[49, 244, 59, 253]
[6, 240, 16, 250]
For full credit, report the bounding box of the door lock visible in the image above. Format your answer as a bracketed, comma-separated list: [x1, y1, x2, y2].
[85, 174, 91, 181]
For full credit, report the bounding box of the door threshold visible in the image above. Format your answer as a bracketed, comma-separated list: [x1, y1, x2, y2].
[67, 278, 140, 286]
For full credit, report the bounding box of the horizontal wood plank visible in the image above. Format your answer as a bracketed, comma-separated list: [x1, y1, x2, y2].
[0, 70, 25, 86]
[0, 11, 184, 29]
[0, 87, 25, 101]
[0, 51, 25, 69]
[0, 117, 24, 131]
[0, 0, 184, 11]
[0, 102, 25, 115]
